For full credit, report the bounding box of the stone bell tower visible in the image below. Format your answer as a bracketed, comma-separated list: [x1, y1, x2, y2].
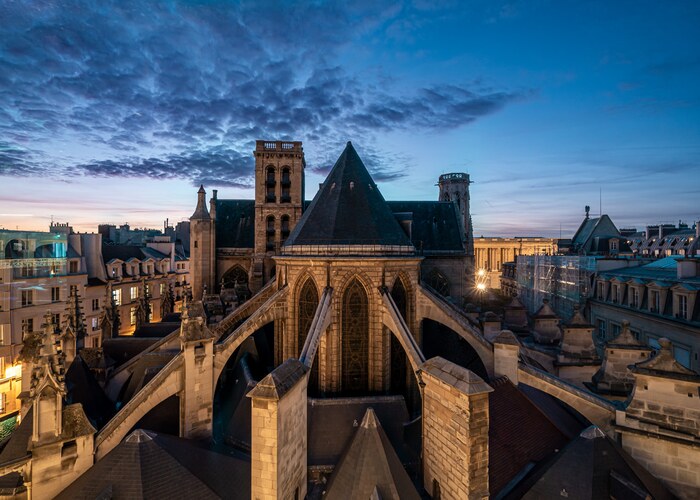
[190, 185, 215, 300]
[438, 172, 473, 256]
[251, 140, 305, 290]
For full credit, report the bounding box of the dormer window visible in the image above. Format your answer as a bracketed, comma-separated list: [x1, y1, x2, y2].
[597, 281, 605, 300]
[650, 290, 660, 313]
[678, 294, 688, 319]
[630, 288, 640, 308]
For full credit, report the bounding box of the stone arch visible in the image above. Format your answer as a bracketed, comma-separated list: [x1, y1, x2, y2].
[421, 318, 489, 380]
[341, 278, 370, 393]
[266, 215, 275, 251]
[426, 268, 450, 297]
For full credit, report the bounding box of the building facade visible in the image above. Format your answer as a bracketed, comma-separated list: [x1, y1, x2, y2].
[474, 236, 557, 289]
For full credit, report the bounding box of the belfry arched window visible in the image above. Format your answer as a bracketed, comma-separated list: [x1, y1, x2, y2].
[342, 279, 369, 393]
[266, 215, 275, 251]
[297, 278, 318, 355]
[281, 167, 291, 203]
[266, 166, 276, 203]
[390, 277, 409, 394]
[281, 215, 290, 244]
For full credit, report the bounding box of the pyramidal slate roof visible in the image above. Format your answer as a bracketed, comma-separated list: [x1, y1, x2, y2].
[56, 429, 250, 499]
[283, 142, 412, 248]
[324, 408, 420, 500]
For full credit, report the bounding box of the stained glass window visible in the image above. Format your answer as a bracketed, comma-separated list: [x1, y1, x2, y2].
[342, 279, 369, 392]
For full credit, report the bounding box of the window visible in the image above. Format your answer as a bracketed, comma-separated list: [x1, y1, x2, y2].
[611, 323, 621, 338]
[678, 295, 688, 320]
[631, 288, 639, 308]
[92, 298, 99, 311]
[51, 287, 60, 302]
[69, 285, 77, 297]
[611, 284, 619, 303]
[112, 288, 122, 306]
[21, 318, 33, 336]
[91, 317, 99, 331]
[651, 290, 660, 313]
[281, 167, 291, 202]
[52, 313, 60, 326]
[342, 279, 369, 392]
[0, 325, 9, 345]
[297, 279, 319, 355]
[281, 215, 290, 243]
[130, 286, 138, 301]
[597, 319, 606, 340]
[266, 166, 276, 202]
[20, 264, 33, 278]
[597, 281, 604, 300]
[266, 216, 275, 251]
[610, 239, 618, 251]
[160, 283, 166, 295]
[69, 260, 78, 273]
[21, 289, 33, 306]
[130, 306, 137, 326]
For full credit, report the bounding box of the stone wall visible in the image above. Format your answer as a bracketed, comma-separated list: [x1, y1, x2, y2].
[421, 357, 492, 499]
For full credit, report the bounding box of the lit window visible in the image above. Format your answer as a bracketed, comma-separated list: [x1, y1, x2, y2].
[112, 288, 122, 306]
[21, 318, 33, 336]
[130, 286, 138, 301]
[92, 317, 99, 330]
[130, 306, 137, 325]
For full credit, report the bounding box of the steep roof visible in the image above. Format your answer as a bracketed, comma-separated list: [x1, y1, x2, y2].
[56, 429, 250, 499]
[284, 142, 412, 248]
[387, 201, 465, 254]
[324, 408, 420, 500]
[512, 426, 674, 500]
[215, 200, 255, 248]
[489, 377, 570, 497]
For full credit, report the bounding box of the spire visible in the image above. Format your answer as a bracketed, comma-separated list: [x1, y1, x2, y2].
[30, 312, 66, 398]
[190, 185, 210, 220]
[64, 285, 87, 349]
[631, 338, 700, 381]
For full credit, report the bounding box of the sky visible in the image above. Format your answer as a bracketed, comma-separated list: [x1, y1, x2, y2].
[1, 0, 699, 237]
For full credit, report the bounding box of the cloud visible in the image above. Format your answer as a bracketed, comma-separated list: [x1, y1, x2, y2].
[0, 0, 530, 186]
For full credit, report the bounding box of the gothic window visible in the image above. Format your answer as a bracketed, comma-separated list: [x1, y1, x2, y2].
[221, 265, 248, 289]
[281, 215, 290, 243]
[266, 216, 276, 251]
[297, 279, 319, 355]
[427, 268, 450, 297]
[342, 279, 369, 393]
[266, 166, 276, 202]
[391, 277, 408, 321]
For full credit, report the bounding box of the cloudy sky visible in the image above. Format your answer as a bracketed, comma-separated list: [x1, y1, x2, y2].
[1, 0, 699, 237]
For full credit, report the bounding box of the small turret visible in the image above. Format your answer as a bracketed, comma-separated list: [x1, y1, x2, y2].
[190, 185, 210, 220]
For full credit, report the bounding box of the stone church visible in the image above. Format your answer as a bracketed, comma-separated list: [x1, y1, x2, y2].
[0, 140, 697, 499]
[190, 140, 474, 306]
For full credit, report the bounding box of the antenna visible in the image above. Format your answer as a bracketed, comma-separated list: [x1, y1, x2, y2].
[599, 187, 602, 216]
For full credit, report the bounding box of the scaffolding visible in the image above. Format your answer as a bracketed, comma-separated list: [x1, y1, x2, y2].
[516, 255, 597, 319]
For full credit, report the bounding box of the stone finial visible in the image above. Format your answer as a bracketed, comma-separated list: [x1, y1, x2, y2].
[631, 338, 700, 381]
[566, 304, 591, 328]
[30, 312, 66, 398]
[179, 301, 214, 343]
[608, 320, 646, 348]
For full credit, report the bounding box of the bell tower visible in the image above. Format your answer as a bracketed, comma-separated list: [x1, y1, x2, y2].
[438, 172, 473, 256]
[251, 140, 305, 290]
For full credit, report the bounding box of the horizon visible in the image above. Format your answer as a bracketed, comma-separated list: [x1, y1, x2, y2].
[1, 1, 699, 236]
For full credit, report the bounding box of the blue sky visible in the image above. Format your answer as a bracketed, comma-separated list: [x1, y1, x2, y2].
[1, 0, 699, 237]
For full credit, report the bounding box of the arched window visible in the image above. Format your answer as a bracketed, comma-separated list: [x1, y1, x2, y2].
[266, 166, 276, 203]
[266, 216, 275, 251]
[427, 268, 450, 297]
[281, 215, 290, 243]
[297, 279, 318, 355]
[342, 279, 369, 393]
[391, 277, 408, 321]
[281, 167, 291, 203]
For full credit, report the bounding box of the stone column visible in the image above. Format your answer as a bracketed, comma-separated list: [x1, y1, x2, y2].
[420, 356, 493, 499]
[248, 359, 308, 500]
[179, 302, 215, 440]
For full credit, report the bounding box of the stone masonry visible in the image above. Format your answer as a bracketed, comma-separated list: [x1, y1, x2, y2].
[421, 356, 492, 499]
